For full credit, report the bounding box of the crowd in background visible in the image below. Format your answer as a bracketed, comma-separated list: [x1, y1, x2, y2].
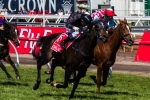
[0, 8, 74, 22]
[0, 8, 90, 22]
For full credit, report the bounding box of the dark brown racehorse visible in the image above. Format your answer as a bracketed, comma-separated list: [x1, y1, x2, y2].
[92, 18, 134, 94]
[32, 21, 105, 99]
[0, 22, 20, 80]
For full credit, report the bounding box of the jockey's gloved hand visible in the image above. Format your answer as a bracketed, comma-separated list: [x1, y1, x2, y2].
[73, 26, 79, 31]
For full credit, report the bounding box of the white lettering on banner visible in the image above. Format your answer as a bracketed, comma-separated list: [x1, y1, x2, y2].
[29, 33, 40, 53]
[49, 0, 56, 13]
[24, 29, 32, 48]
[27, 0, 36, 10]
[19, 28, 29, 38]
[43, 30, 52, 36]
[19, 28, 53, 53]
[5, 0, 73, 14]
[19, 0, 25, 11]
[37, 0, 45, 11]
[8, 0, 16, 11]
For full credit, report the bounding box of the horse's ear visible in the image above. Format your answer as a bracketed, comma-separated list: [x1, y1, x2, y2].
[14, 21, 17, 27]
[119, 19, 121, 23]
[124, 18, 127, 23]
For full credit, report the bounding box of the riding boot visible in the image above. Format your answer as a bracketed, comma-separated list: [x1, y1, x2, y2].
[60, 37, 71, 49]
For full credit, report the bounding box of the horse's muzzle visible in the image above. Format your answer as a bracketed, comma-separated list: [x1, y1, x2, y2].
[127, 39, 134, 46]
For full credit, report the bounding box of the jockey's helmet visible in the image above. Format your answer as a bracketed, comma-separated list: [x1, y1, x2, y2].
[81, 14, 92, 25]
[105, 8, 117, 17]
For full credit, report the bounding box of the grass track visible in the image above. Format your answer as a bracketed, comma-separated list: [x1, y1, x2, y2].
[0, 66, 150, 100]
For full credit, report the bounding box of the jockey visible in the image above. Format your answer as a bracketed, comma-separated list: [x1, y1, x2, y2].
[0, 14, 5, 31]
[91, 8, 117, 30]
[60, 12, 92, 49]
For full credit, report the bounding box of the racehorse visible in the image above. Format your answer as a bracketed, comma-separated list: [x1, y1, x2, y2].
[0, 22, 20, 80]
[32, 21, 105, 99]
[92, 18, 134, 94]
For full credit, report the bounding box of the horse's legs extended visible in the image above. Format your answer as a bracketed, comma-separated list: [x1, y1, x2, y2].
[33, 54, 53, 90]
[50, 59, 58, 82]
[33, 59, 42, 90]
[97, 63, 103, 94]
[69, 68, 87, 99]
[4, 55, 20, 80]
[69, 70, 76, 84]
[0, 61, 13, 80]
[101, 66, 109, 86]
[56, 66, 72, 88]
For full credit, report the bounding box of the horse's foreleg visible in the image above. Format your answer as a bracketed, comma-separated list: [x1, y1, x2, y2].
[101, 66, 110, 86]
[33, 60, 42, 90]
[56, 66, 71, 88]
[69, 68, 86, 99]
[49, 59, 57, 85]
[4, 56, 21, 80]
[0, 61, 13, 80]
[69, 71, 76, 84]
[97, 63, 103, 94]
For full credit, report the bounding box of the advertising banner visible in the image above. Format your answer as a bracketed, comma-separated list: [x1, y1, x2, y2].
[9, 26, 66, 54]
[0, 0, 74, 14]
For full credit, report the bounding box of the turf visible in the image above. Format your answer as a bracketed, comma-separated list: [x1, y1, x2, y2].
[0, 66, 150, 100]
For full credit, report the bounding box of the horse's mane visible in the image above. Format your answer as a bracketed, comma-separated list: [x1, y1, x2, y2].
[3, 22, 17, 34]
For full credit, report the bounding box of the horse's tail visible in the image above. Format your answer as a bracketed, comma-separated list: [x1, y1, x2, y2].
[32, 36, 46, 59]
[32, 43, 41, 59]
[38, 36, 47, 46]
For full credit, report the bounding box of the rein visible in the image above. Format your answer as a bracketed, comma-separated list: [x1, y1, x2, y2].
[72, 23, 98, 57]
[118, 22, 132, 49]
[72, 25, 92, 57]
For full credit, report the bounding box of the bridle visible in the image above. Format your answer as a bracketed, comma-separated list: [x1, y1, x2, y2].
[118, 22, 134, 46]
[0, 23, 18, 47]
[119, 22, 132, 40]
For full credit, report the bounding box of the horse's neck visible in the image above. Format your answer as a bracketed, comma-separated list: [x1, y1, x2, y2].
[107, 24, 122, 52]
[0, 31, 8, 44]
[78, 28, 96, 54]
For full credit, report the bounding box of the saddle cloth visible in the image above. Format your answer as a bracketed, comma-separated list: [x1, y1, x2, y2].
[51, 33, 80, 53]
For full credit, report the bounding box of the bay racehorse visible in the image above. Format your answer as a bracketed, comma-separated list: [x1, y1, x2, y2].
[0, 22, 20, 80]
[32, 21, 105, 99]
[92, 18, 134, 94]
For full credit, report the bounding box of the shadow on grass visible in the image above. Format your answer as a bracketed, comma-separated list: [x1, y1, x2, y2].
[75, 90, 139, 97]
[39, 93, 110, 100]
[102, 91, 139, 96]
[0, 81, 29, 86]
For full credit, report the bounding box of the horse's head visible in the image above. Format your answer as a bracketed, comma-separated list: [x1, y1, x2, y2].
[118, 18, 134, 46]
[4, 22, 20, 46]
[92, 20, 108, 40]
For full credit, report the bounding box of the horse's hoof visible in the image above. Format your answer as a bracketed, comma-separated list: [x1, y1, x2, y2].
[56, 84, 67, 88]
[56, 84, 62, 88]
[46, 78, 51, 84]
[50, 81, 57, 87]
[33, 83, 39, 90]
[16, 76, 21, 80]
[44, 70, 51, 74]
[8, 77, 13, 81]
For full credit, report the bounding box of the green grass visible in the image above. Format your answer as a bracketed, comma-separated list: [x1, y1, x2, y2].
[0, 66, 150, 100]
